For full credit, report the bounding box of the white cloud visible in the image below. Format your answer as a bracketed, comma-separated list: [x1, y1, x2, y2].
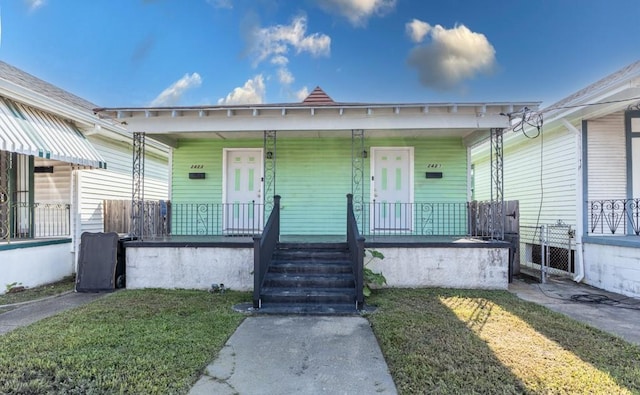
[206, 0, 232, 9]
[249, 15, 331, 67]
[271, 55, 289, 66]
[405, 19, 431, 43]
[295, 86, 310, 102]
[25, 0, 45, 12]
[277, 68, 294, 85]
[407, 23, 496, 91]
[150, 73, 202, 106]
[316, 0, 396, 26]
[218, 75, 266, 105]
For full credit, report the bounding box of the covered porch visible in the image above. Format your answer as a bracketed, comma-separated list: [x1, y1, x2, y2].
[97, 91, 537, 309]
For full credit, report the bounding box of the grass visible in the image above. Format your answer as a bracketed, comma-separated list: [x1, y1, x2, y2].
[0, 289, 249, 394]
[0, 276, 76, 308]
[367, 288, 640, 394]
[2, 287, 639, 394]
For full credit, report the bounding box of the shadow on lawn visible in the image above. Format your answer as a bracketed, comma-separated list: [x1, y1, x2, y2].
[367, 289, 532, 394]
[490, 292, 640, 393]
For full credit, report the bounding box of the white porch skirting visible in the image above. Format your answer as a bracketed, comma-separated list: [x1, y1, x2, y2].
[0, 240, 74, 294]
[126, 247, 254, 291]
[125, 245, 509, 291]
[583, 242, 640, 298]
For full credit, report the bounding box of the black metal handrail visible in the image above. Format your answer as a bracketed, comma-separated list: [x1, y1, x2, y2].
[253, 195, 281, 308]
[347, 194, 365, 310]
[589, 198, 640, 235]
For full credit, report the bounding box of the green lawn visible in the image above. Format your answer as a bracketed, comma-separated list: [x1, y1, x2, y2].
[0, 289, 249, 394]
[1, 287, 639, 394]
[367, 288, 640, 394]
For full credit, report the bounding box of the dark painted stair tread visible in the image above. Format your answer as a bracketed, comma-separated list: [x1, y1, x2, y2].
[263, 273, 355, 288]
[269, 262, 353, 274]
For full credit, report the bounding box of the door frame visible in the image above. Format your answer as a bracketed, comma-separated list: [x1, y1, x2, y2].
[222, 148, 264, 232]
[369, 146, 414, 232]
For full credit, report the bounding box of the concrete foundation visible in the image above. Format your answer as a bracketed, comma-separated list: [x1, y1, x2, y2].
[0, 240, 74, 294]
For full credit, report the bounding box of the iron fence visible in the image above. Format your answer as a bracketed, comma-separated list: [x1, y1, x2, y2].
[1, 202, 70, 240]
[171, 202, 264, 236]
[589, 198, 640, 235]
[358, 201, 469, 236]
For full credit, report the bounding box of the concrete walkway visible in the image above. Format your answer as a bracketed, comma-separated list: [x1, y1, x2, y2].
[188, 316, 397, 395]
[508, 276, 640, 345]
[0, 292, 106, 335]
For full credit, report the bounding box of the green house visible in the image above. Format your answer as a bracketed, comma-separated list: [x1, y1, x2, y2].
[100, 88, 535, 238]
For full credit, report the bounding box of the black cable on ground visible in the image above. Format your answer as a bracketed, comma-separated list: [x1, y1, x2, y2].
[534, 283, 640, 311]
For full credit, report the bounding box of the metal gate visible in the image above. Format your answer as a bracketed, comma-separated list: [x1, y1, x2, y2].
[519, 223, 574, 282]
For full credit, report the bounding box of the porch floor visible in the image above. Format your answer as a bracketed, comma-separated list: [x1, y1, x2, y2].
[125, 234, 508, 248]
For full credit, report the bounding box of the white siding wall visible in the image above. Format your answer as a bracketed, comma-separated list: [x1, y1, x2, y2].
[88, 136, 169, 182]
[472, 127, 578, 227]
[586, 113, 626, 200]
[73, 169, 168, 256]
[33, 159, 84, 203]
[72, 136, 169, 265]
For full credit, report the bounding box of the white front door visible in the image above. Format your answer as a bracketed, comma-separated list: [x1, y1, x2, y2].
[371, 147, 413, 232]
[223, 149, 263, 234]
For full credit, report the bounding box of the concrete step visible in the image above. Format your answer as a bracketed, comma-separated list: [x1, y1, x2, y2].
[261, 287, 356, 305]
[254, 302, 359, 315]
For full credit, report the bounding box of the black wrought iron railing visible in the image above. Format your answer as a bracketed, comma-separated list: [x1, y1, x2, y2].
[589, 198, 640, 235]
[1, 202, 70, 241]
[347, 194, 365, 309]
[357, 201, 469, 236]
[171, 202, 264, 236]
[253, 195, 280, 309]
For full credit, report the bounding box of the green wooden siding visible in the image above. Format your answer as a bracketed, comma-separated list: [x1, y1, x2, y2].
[171, 136, 467, 234]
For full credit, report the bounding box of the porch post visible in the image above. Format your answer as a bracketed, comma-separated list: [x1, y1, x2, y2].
[131, 132, 146, 240]
[351, 129, 365, 227]
[0, 151, 11, 242]
[263, 130, 276, 215]
[489, 128, 505, 240]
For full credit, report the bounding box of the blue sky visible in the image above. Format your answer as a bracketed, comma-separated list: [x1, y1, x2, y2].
[1, 0, 639, 108]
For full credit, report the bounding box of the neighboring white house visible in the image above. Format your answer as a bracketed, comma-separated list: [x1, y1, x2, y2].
[0, 61, 170, 293]
[471, 60, 640, 298]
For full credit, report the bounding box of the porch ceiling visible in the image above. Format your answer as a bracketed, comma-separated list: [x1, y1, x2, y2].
[146, 128, 481, 143]
[95, 101, 540, 148]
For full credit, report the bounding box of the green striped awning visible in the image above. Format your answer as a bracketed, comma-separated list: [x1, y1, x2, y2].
[0, 97, 106, 168]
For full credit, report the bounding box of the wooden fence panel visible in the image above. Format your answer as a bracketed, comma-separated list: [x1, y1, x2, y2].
[104, 200, 170, 236]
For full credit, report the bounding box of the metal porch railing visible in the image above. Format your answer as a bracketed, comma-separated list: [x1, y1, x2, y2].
[589, 198, 640, 235]
[347, 194, 365, 310]
[253, 195, 280, 309]
[1, 202, 70, 241]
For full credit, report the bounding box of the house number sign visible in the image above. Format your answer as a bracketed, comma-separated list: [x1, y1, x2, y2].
[190, 165, 204, 169]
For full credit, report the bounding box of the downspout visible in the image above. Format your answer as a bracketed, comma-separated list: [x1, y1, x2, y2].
[562, 119, 585, 282]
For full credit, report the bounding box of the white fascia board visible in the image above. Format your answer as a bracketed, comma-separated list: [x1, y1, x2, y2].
[544, 83, 640, 126]
[114, 112, 512, 134]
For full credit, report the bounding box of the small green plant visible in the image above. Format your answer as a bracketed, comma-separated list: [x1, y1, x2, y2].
[5, 282, 24, 294]
[363, 249, 387, 297]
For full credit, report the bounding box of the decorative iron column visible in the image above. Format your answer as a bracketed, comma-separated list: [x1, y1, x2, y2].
[351, 129, 365, 227]
[489, 127, 505, 240]
[263, 130, 276, 215]
[131, 132, 146, 239]
[0, 151, 11, 241]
